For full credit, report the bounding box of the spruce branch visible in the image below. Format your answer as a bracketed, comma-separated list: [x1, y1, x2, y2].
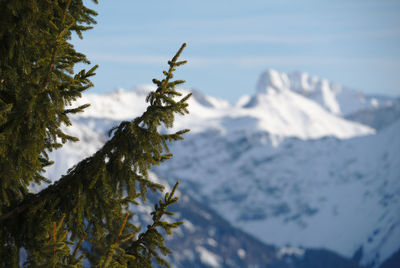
[25, 214, 86, 267]
[40, 0, 72, 92]
[126, 181, 183, 268]
[1, 41, 190, 267]
[101, 213, 130, 268]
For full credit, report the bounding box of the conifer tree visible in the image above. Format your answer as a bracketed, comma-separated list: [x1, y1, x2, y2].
[0, 0, 190, 266]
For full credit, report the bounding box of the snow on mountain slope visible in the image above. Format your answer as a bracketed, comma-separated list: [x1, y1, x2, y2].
[252, 69, 393, 116]
[241, 87, 373, 139]
[40, 82, 395, 267]
[71, 84, 374, 140]
[156, 119, 400, 268]
[346, 98, 400, 131]
[42, 122, 363, 268]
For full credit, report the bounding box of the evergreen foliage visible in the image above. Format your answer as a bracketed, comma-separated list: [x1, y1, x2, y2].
[0, 0, 190, 266]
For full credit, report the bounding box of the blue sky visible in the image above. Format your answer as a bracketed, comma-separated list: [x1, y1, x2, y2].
[74, 0, 400, 102]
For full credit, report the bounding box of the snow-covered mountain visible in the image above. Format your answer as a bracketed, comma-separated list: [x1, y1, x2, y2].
[157, 119, 400, 268]
[251, 69, 393, 116]
[71, 83, 374, 140]
[45, 146, 362, 268]
[42, 71, 399, 267]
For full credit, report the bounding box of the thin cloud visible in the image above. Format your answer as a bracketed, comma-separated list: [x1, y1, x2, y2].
[90, 53, 400, 69]
[76, 28, 400, 49]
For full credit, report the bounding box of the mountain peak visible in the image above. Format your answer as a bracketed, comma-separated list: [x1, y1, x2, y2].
[256, 69, 290, 94]
[254, 69, 394, 116]
[288, 71, 319, 93]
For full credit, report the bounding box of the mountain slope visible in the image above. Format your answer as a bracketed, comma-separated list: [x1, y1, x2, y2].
[42, 121, 362, 268]
[156, 119, 400, 268]
[241, 86, 373, 139]
[346, 98, 400, 131]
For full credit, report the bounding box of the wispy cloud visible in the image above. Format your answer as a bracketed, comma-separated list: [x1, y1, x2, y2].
[76, 28, 400, 50]
[191, 56, 400, 68]
[90, 53, 400, 69]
